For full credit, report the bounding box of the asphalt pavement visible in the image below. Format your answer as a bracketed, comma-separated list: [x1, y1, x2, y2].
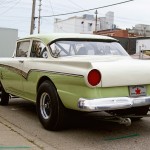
[1, 98, 150, 150]
[0, 115, 56, 150]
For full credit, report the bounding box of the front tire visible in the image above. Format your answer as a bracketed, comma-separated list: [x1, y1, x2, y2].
[36, 80, 66, 131]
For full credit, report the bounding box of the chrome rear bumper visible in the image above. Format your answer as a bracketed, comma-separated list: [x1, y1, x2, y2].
[78, 96, 150, 111]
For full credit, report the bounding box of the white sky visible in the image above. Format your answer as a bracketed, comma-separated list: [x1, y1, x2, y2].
[0, 0, 149, 37]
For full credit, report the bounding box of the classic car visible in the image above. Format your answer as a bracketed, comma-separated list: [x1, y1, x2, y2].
[0, 33, 150, 131]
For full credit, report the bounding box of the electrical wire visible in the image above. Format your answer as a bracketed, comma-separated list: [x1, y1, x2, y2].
[48, 0, 55, 16]
[41, 0, 134, 18]
[47, 0, 61, 31]
[0, 0, 21, 15]
[0, 0, 15, 7]
[67, 0, 84, 9]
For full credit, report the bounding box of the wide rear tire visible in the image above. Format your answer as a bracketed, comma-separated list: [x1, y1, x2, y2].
[36, 80, 66, 131]
[0, 83, 9, 106]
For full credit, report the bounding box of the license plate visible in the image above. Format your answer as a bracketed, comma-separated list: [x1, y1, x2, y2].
[129, 85, 146, 97]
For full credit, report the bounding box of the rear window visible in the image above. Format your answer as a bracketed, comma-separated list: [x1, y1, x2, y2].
[49, 40, 129, 58]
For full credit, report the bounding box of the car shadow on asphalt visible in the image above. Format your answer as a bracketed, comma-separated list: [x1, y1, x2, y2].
[7, 98, 148, 132]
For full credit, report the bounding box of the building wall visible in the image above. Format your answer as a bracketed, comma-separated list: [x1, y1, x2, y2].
[100, 17, 106, 30]
[0, 28, 18, 57]
[94, 29, 129, 38]
[54, 14, 101, 34]
[105, 11, 114, 30]
[115, 37, 150, 55]
[54, 12, 114, 33]
[115, 37, 136, 55]
[128, 24, 150, 37]
[75, 18, 98, 34]
[100, 11, 114, 30]
[54, 18, 76, 33]
[136, 38, 150, 53]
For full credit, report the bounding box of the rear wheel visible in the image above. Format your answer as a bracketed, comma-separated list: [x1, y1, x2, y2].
[36, 80, 66, 131]
[0, 83, 9, 106]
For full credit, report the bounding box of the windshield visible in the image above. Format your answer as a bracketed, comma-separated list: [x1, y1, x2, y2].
[49, 40, 129, 58]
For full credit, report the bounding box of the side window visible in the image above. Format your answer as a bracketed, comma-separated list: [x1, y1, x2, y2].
[30, 40, 48, 58]
[16, 41, 30, 57]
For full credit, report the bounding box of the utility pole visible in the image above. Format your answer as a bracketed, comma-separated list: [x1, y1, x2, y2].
[95, 10, 98, 32]
[30, 0, 36, 34]
[38, 0, 42, 34]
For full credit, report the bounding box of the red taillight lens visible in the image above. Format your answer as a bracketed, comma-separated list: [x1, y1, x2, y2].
[88, 69, 101, 86]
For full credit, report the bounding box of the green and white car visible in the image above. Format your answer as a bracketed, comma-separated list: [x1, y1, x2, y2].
[0, 33, 150, 130]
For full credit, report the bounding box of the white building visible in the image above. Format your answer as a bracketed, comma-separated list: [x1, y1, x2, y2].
[54, 14, 100, 34]
[136, 38, 150, 53]
[128, 24, 150, 37]
[0, 28, 18, 57]
[54, 11, 114, 34]
[134, 24, 150, 36]
[104, 11, 114, 30]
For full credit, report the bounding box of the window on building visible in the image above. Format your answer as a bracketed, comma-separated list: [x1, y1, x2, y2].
[88, 23, 92, 31]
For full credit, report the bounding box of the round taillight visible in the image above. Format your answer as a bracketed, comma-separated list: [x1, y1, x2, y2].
[87, 69, 101, 86]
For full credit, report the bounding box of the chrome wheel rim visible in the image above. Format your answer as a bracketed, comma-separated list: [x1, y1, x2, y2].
[40, 92, 51, 120]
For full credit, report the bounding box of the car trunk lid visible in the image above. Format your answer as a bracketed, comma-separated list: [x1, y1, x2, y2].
[92, 58, 150, 87]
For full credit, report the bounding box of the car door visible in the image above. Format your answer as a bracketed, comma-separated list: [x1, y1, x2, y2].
[22, 40, 49, 101]
[5, 40, 31, 97]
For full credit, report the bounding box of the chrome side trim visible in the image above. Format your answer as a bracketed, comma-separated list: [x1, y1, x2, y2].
[78, 96, 150, 111]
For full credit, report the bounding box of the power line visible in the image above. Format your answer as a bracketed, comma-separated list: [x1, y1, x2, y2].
[48, 0, 61, 31]
[41, 0, 134, 18]
[0, 0, 15, 7]
[49, 0, 55, 16]
[67, 0, 84, 9]
[0, 0, 21, 15]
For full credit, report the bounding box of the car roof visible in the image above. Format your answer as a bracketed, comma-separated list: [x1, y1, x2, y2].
[18, 33, 118, 45]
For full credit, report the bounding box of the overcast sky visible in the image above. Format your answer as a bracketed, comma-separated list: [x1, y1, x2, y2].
[0, 0, 149, 37]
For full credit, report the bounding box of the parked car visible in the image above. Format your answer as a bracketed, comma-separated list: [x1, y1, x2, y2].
[0, 33, 150, 130]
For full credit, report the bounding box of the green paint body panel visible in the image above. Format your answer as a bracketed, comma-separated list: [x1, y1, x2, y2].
[2, 66, 150, 111]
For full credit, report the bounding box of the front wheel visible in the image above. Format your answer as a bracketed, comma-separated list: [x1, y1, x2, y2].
[36, 80, 66, 131]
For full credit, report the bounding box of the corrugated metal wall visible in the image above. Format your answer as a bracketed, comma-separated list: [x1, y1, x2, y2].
[115, 37, 150, 55]
[0, 28, 18, 57]
[115, 37, 135, 55]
